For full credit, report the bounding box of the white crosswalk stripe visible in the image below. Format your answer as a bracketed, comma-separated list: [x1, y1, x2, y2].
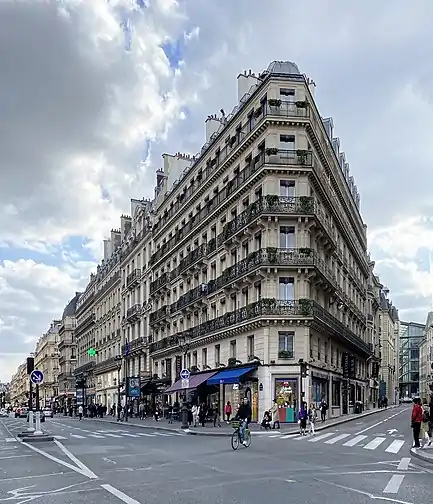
[324, 433, 351, 444]
[385, 440, 405, 454]
[121, 433, 140, 438]
[308, 432, 336, 443]
[364, 437, 386, 450]
[70, 434, 86, 439]
[87, 434, 105, 438]
[53, 435, 67, 440]
[104, 433, 122, 438]
[342, 434, 367, 447]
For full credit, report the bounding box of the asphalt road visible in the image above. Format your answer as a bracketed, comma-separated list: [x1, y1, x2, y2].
[0, 405, 431, 504]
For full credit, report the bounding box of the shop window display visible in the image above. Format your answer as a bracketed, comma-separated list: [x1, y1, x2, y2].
[275, 379, 297, 422]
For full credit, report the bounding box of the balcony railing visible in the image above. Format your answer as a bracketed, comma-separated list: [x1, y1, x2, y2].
[126, 304, 142, 321]
[149, 305, 167, 325]
[73, 361, 95, 377]
[75, 314, 95, 336]
[150, 298, 370, 356]
[150, 148, 315, 266]
[121, 336, 149, 355]
[218, 195, 336, 247]
[94, 357, 121, 374]
[170, 283, 208, 314]
[126, 269, 141, 289]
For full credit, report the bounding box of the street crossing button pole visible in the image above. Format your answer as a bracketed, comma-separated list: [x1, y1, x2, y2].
[180, 369, 190, 429]
[27, 357, 35, 433]
[30, 370, 44, 435]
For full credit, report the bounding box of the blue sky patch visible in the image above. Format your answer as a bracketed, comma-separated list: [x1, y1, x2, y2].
[161, 38, 182, 69]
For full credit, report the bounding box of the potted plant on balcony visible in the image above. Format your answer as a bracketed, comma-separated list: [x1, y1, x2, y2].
[254, 107, 262, 118]
[265, 147, 278, 157]
[278, 350, 292, 359]
[190, 365, 199, 373]
[267, 247, 278, 264]
[296, 149, 309, 165]
[295, 100, 308, 109]
[268, 98, 282, 107]
[298, 298, 313, 316]
[227, 357, 237, 367]
[299, 195, 314, 214]
[262, 298, 277, 312]
[299, 247, 313, 257]
[265, 194, 279, 208]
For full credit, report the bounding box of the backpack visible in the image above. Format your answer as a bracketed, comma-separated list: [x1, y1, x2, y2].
[422, 409, 430, 423]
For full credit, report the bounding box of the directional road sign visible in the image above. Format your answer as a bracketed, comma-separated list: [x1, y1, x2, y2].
[180, 369, 190, 380]
[30, 370, 44, 385]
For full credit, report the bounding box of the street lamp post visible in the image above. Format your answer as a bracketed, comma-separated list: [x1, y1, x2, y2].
[177, 333, 191, 429]
[115, 356, 122, 422]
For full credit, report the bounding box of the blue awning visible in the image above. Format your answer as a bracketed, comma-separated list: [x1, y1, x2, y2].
[207, 366, 255, 385]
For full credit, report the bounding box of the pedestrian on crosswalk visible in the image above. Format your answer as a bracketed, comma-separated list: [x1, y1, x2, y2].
[78, 405, 83, 421]
[420, 399, 431, 448]
[411, 397, 423, 448]
[298, 402, 308, 436]
[308, 403, 317, 435]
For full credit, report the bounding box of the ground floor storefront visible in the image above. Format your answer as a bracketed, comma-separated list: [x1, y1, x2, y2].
[163, 364, 375, 424]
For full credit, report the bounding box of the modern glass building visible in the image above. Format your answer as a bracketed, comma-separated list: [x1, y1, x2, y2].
[399, 321, 424, 398]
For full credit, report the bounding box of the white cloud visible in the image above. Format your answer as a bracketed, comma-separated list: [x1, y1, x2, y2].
[3, 0, 433, 380]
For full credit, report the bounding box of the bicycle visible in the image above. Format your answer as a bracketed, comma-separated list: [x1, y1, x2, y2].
[231, 420, 251, 450]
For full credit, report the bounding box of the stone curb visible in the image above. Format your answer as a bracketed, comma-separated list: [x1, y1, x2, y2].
[82, 404, 399, 437]
[410, 447, 433, 464]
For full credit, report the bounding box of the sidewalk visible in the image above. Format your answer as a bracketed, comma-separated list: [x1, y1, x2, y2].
[79, 404, 399, 437]
[410, 446, 433, 465]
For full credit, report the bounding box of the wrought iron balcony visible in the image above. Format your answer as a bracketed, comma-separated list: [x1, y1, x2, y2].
[149, 298, 370, 357]
[121, 336, 149, 356]
[149, 305, 167, 325]
[170, 283, 208, 314]
[94, 356, 121, 374]
[126, 269, 141, 289]
[150, 272, 169, 295]
[126, 304, 142, 321]
[217, 196, 336, 248]
[73, 361, 95, 377]
[75, 314, 95, 336]
[150, 148, 314, 266]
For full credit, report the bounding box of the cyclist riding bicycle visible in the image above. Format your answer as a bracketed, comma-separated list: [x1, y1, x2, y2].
[234, 397, 252, 446]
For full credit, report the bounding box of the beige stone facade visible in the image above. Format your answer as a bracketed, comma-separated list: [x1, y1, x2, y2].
[148, 61, 372, 421]
[10, 361, 28, 407]
[34, 321, 61, 407]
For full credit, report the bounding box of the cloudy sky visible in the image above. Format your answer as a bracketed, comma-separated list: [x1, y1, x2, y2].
[1, 0, 433, 382]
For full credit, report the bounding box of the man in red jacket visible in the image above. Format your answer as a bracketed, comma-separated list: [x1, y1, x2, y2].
[411, 397, 423, 448]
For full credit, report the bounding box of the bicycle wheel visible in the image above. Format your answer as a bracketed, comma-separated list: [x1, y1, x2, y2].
[244, 429, 251, 448]
[231, 430, 240, 450]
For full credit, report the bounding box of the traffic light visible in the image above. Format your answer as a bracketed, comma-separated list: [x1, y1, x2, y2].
[26, 357, 34, 375]
[87, 347, 97, 357]
[299, 359, 308, 378]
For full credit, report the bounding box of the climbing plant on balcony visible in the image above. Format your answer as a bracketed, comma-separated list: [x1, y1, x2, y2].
[267, 247, 278, 264]
[299, 195, 314, 214]
[299, 247, 313, 257]
[299, 298, 314, 316]
[268, 98, 282, 107]
[265, 147, 278, 156]
[227, 357, 237, 367]
[295, 100, 307, 108]
[265, 194, 280, 208]
[296, 149, 309, 165]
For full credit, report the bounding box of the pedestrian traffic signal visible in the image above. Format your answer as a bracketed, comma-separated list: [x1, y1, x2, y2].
[87, 347, 97, 357]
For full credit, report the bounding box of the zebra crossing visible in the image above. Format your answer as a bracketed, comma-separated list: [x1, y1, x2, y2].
[255, 430, 408, 454]
[51, 428, 184, 441]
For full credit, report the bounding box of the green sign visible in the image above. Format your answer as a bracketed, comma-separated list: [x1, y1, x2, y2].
[87, 347, 97, 357]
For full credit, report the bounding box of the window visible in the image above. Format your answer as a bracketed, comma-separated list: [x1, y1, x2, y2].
[279, 277, 294, 300]
[247, 335, 255, 359]
[278, 331, 294, 358]
[230, 340, 237, 359]
[280, 88, 295, 99]
[279, 226, 295, 248]
[215, 344, 221, 366]
[279, 134, 295, 152]
[280, 180, 295, 197]
[332, 381, 341, 407]
[202, 348, 207, 367]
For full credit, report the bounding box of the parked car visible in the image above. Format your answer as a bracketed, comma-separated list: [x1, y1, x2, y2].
[15, 407, 29, 418]
[43, 407, 53, 418]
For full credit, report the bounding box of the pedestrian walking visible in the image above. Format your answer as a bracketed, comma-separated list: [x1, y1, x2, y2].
[213, 401, 221, 427]
[298, 402, 308, 436]
[192, 404, 199, 427]
[78, 405, 83, 421]
[139, 402, 145, 420]
[320, 398, 328, 423]
[271, 399, 280, 429]
[225, 401, 232, 423]
[421, 399, 431, 448]
[308, 403, 317, 435]
[411, 397, 423, 448]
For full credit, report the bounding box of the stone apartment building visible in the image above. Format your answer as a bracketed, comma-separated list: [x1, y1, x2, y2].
[58, 293, 80, 412]
[10, 361, 28, 407]
[147, 61, 372, 423]
[419, 312, 433, 400]
[34, 321, 61, 407]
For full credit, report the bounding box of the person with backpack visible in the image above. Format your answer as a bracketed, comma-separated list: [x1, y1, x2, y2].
[421, 399, 431, 448]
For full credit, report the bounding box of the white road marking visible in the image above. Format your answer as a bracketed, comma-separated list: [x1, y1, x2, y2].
[397, 457, 411, 470]
[342, 434, 367, 447]
[383, 474, 405, 494]
[0, 454, 32, 460]
[153, 432, 172, 437]
[22, 441, 93, 479]
[88, 434, 105, 438]
[385, 440, 405, 454]
[268, 435, 281, 438]
[70, 434, 86, 439]
[121, 433, 140, 438]
[104, 433, 122, 438]
[136, 432, 156, 437]
[364, 437, 386, 450]
[53, 440, 98, 479]
[356, 420, 384, 435]
[324, 433, 351, 444]
[53, 435, 67, 440]
[308, 432, 336, 443]
[5, 438, 16, 443]
[101, 483, 141, 504]
[280, 434, 299, 439]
